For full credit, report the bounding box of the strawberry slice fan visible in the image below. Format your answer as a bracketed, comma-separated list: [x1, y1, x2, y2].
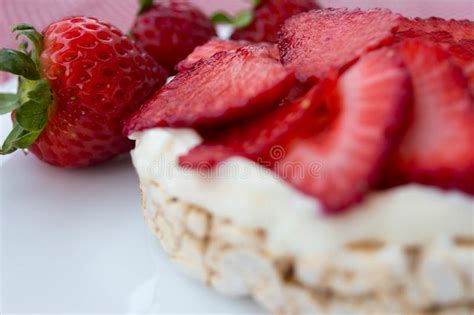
[128, 7, 474, 314]
[159, 8, 473, 214]
[179, 48, 413, 214]
[0, 18, 167, 168]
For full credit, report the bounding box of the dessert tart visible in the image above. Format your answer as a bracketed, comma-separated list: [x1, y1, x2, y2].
[127, 8, 474, 314]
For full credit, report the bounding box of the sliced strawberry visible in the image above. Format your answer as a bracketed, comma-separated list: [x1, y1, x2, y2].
[396, 19, 474, 91]
[179, 75, 338, 169]
[396, 29, 454, 43]
[124, 48, 294, 134]
[177, 38, 281, 73]
[277, 48, 411, 213]
[176, 38, 250, 72]
[278, 8, 401, 82]
[447, 40, 474, 91]
[181, 49, 411, 213]
[384, 39, 474, 194]
[238, 43, 280, 60]
[447, 39, 474, 66]
[399, 17, 474, 41]
[282, 80, 314, 104]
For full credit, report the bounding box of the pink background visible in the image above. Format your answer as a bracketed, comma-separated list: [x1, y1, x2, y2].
[0, 0, 473, 81]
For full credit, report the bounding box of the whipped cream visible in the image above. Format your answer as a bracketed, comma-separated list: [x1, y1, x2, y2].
[131, 128, 474, 254]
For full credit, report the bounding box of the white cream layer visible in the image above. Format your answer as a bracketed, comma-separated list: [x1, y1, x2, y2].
[131, 128, 474, 254]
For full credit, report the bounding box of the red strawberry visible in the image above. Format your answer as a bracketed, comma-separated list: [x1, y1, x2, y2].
[229, 0, 321, 43]
[396, 29, 454, 43]
[396, 17, 474, 91]
[181, 48, 411, 213]
[447, 39, 474, 68]
[131, 0, 216, 73]
[177, 38, 250, 72]
[399, 17, 474, 41]
[0, 18, 167, 168]
[384, 39, 474, 194]
[179, 75, 338, 169]
[125, 47, 295, 133]
[176, 38, 279, 72]
[278, 8, 402, 82]
[448, 40, 474, 90]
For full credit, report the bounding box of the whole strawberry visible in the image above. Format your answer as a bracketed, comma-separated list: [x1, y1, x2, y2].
[131, 0, 216, 73]
[227, 0, 321, 43]
[0, 17, 167, 168]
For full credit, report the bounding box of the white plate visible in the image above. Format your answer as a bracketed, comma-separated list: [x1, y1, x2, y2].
[0, 79, 259, 313]
[1, 3, 472, 311]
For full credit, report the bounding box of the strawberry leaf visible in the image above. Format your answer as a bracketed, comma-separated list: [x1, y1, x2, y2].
[15, 80, 51, 132]
[211, 12, 234, 24]
[0, 49, 39, 80]
[233, 11, 254, 28]
[12, 24, 43, 63]
[211, 10, 254, 29]
[13, 130, 40, 149]
[15, 100, 49, 132]
[11, 23, 36, 31]
[0, 122, 24, 154]
[0, 121, 40, 154]
[138, 0, 154, 15]
[26, 79, 52, 104]
[0, 93, 20, 114]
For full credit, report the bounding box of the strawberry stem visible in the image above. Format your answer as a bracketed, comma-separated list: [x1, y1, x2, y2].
[138, 0, 154, 15]
[210, 10, 255, 29]
[0, 24, 52, 155]
[210, 0, 262, 29]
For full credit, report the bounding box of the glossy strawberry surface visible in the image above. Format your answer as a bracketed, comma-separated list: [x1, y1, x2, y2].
[131, 0, 216, 73]
[30, 17, 167, 167]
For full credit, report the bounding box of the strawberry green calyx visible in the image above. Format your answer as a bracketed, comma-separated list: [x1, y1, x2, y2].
[0, 24, 52, 155]
[138, 0, 154, 15]
[211, 0, 262, 29]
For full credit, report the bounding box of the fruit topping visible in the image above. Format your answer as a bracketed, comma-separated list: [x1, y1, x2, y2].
[399, 17, 474, 41]
[278, 8, 402, 82]
[125, 47, 294, 133]
[177, 39, 279, 72]
[181, 48, 412, 213]
[383, 39, 474, 194]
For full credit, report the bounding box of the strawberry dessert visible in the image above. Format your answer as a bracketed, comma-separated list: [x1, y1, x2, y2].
[126, 7, 474, 314]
